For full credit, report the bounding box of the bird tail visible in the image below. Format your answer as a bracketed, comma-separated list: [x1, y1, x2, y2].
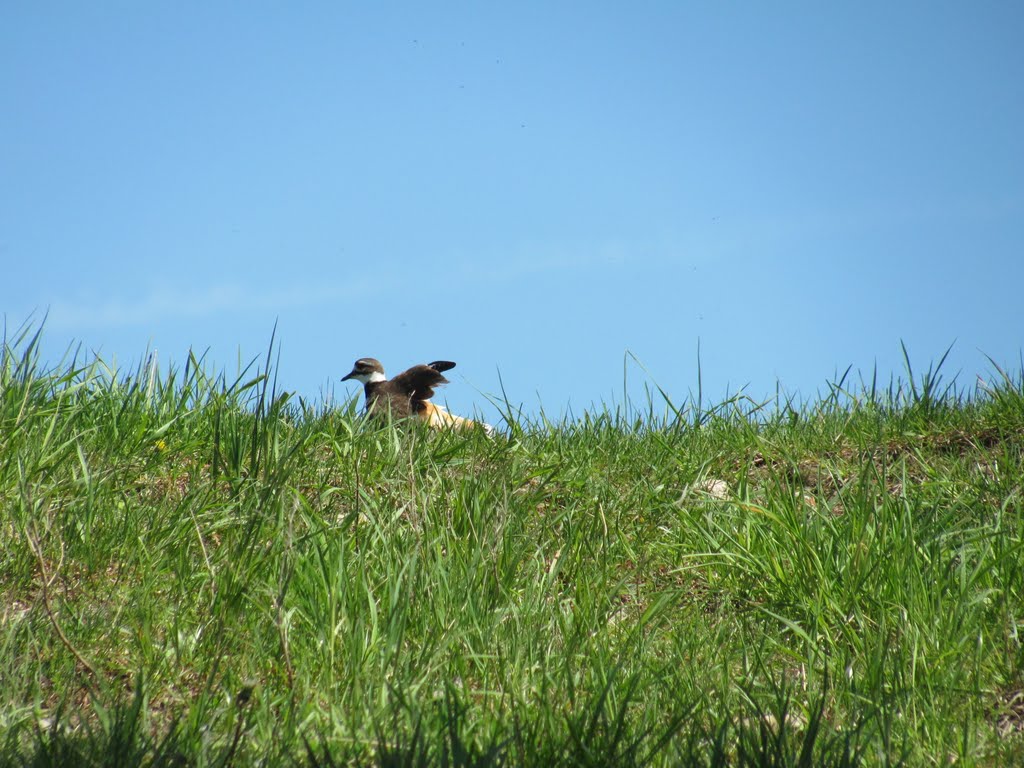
[420, 402, 495, 436]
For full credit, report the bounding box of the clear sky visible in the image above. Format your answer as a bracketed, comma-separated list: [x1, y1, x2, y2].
[2, 3, 1022, 422]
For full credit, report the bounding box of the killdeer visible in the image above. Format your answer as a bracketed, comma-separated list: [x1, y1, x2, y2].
[341, 357, 494, 435]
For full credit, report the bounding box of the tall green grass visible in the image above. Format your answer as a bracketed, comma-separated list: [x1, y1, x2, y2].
[1, 323, 1022, 766]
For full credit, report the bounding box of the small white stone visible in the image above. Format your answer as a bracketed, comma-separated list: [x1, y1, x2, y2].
[697, 478, 730, 499]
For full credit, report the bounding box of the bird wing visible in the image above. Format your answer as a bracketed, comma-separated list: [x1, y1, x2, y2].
[428, 360, 456, 373]
[390, 364, 451, 408]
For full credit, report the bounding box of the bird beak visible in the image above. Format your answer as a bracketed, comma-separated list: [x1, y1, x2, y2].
[341, 370, 356, 381]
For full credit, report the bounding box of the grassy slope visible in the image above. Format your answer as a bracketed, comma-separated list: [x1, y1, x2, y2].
[1, 330, 1023, 766]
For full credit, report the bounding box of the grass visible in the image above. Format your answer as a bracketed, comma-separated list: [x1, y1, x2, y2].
[1, 322, 1022, 766]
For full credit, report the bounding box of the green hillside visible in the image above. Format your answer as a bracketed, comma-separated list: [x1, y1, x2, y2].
[2, 329, 1022, 766]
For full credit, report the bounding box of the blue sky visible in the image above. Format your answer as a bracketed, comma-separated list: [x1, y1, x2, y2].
[2, 3, 1022, 422]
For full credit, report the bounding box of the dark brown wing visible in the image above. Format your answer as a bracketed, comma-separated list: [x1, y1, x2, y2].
[428, 360, 456, 373]
[390, 364, 450, 410]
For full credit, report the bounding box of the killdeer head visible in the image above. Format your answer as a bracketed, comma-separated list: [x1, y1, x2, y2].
[341, 357, 387, 384]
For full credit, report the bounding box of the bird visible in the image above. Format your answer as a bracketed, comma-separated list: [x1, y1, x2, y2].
[341, 357, 494, 435]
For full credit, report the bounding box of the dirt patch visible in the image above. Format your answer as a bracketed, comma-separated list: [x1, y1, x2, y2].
[995, 687, 1024, 737]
